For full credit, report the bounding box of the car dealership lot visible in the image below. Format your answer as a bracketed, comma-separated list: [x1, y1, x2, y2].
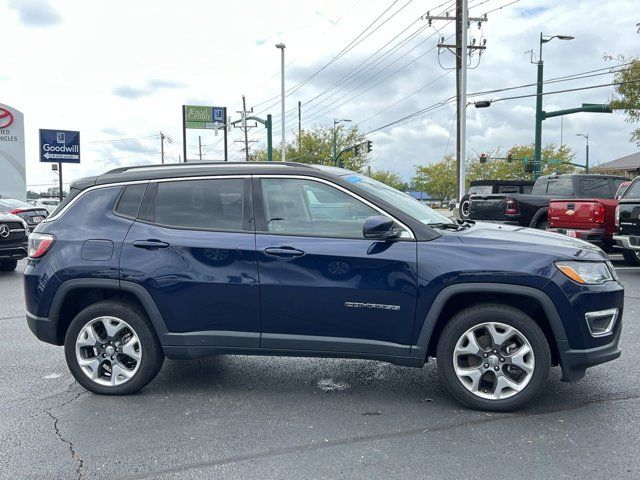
[1, 257, 640, 479]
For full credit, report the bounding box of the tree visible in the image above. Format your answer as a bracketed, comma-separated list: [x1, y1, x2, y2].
[249, 125, 370, 172]
[369, 170, 408, 191]
[412, 154, 456, 200]
[26, 190, 41, 199]
[607, 55, 640, 147]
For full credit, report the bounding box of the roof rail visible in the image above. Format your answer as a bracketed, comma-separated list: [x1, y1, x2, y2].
[104, 161, 314, 175]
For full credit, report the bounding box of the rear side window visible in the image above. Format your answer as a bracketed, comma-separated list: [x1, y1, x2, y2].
[154, 178, 246, 230]
[531, 180, 548, 195]
[623, 179, 640, 199]
[579, 178, 613, 198]
[114, 184, 147, 218]
[546, 178, 573, 196]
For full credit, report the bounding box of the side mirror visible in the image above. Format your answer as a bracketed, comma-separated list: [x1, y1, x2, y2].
[363, 215, 401, 240]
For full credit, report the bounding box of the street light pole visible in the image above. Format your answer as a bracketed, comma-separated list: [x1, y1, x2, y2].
[577, 133, 589, 173]
[333, 118, 351, 165]
[534, 33, 574, 178]
[275, 43, 286, 162]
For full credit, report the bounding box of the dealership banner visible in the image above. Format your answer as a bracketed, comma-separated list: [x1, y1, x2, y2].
[0, 103, 26, 201]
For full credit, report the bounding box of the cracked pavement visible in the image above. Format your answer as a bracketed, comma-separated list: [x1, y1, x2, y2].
[1, 258, 640, 479]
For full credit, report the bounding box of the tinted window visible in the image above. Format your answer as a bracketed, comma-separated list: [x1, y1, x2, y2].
[261, 178, 378, 238]
[624, 179, 640, 199]
[522, 185, 533, 194]
[580, 178, 613, 198]
[531, 180, 548, 195]
[114, 184, 147, 218]
[546, 177, 573, 196]
[154, 179, 245, 230]
[468, 185, 492, 195]
[498, 186, 519, 193]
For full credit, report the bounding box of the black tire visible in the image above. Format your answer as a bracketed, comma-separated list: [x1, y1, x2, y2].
[437, 303, 551, 412]
[622, 248, 640, 266]
[64, 300, 164, 395]
[0, 260, 18, 272]
[535, 219, 548, 230]
[459, 196, 470, 219]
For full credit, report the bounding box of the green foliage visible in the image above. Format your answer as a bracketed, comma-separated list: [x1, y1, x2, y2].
[606, 55, 640, 147]
[411, 144, 578, 199]
[250, 125, 370, 172]
[412, 154, 456, 200]
[369, 170, 408, 191]
[26, 190, 41, 199]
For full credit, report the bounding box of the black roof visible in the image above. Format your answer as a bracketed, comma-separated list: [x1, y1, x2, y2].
[469, 179, 535, 186]
[538, 173, 629, 180]
[71, 162, 334, 190]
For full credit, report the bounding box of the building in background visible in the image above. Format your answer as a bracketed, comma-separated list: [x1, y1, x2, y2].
[592, 152, 640, 178]
[0, 103, 26, 201]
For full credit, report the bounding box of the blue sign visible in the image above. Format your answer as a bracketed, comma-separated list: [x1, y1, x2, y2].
[39, 129, 80, 163]
[213, 107, 224, 123]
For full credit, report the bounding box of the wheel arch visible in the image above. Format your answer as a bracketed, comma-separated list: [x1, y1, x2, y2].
[412, 283, 566, 366]
[49, 279, 168, 345]
[529, 207, 548, 228]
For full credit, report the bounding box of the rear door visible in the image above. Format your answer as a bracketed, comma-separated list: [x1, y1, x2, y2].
[120, 176, 260, 347]
[619, 180, 640, 235]
[253, 176, 418, 355]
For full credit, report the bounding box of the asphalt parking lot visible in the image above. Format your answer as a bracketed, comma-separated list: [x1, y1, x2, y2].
[1, 257, 639, 480]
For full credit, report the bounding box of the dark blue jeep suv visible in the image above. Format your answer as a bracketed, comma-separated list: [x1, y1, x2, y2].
[24, 162, 623, 411]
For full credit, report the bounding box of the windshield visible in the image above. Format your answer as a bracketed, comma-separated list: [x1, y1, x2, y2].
[340, 173, 454, 225]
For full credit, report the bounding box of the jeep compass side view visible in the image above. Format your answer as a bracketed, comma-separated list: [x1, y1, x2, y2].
[24, 162, 623, 411]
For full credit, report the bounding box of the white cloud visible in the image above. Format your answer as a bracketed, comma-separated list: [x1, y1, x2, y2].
[8, 0, 61, 27]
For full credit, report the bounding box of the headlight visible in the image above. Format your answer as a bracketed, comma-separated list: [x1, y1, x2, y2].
[555, 261, 613, 285]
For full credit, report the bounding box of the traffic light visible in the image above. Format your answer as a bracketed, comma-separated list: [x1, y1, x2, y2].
[524, 158, 534, 173]
[366, 140, 373, 153]
[507, 153, 513, 163]
[354, 145, 360, 156]
[479, 153, 487, 163]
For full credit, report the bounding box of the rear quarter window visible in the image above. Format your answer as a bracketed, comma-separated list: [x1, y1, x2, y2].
[579, 178, 613, 198]
[114, 184, 147, 219]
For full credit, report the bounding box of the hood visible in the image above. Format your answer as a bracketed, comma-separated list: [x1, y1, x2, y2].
[0, 212, 25, 223]
[455, 221, 607, 261]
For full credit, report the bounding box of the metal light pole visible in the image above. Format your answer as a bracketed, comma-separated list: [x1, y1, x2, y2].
[458, 0, 468, 203]
[333, 118, 351, 165]
[533, 33, 574, 178]
[275, 43, 286, 162]
[576, 133, 589, 173]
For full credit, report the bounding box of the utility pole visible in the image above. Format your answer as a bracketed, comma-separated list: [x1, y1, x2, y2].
[276, 43, 286, 161]
[160, 131, 165, 164]
[423, 2, 487, 202]
[198, 136, 202, 161]
[298, 100, 302, 152]
[235, 95, 257, 161]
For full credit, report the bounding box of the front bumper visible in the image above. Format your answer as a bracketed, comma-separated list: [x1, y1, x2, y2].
[613, 234, 640, 251]
[0, 245, 28, 261]
[557, 325, 622, 381]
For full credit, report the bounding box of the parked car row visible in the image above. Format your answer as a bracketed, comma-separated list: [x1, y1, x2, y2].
[464, 173, 640, 264]
[0, 197, 51, 271]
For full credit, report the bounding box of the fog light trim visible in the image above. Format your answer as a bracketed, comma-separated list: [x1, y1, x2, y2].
[585, 308, 619, 337]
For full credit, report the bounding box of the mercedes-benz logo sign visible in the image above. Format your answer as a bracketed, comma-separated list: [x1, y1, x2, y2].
[0, 108, 14, 129]
[0, 224, 10, 238]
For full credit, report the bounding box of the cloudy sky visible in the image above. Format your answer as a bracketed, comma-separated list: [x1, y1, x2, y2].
[1, 0, 638, 191]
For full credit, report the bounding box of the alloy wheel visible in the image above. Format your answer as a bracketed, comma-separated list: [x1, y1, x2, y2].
[75, 316, 142, 386]
[452, 322, 535, 400]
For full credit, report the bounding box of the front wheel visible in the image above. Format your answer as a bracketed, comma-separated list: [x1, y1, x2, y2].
[64, 300, 165, 395]
[437, 303, 550, 411]
[622, 248, 640, 266]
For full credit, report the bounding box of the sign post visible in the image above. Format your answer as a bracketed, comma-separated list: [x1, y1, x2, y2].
[39, 129, 80, 201]
[182, 105, 228, 162]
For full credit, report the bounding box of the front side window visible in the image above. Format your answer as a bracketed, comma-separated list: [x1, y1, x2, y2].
[623, 179, 640, 199]
[260, 178, 378, 238]
[153, 178, 245, 230]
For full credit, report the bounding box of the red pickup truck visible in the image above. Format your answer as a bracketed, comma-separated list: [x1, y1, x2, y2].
[547, 181, 631, 251]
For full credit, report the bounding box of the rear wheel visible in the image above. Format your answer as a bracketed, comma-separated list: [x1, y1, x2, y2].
[0, 260, 18, 272]
[64, 300, 164, 395]
[437, 303, 550, 411]
[535, 219, 548, 230]
[459, 196, 470, 219]
[622, 248, 640, 266]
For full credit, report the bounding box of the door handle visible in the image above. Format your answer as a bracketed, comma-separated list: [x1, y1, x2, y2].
[264, 247, 305, 258]
[133, 240, 170, 249]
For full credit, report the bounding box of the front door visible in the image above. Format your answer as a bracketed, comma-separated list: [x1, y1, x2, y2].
[254, 176, 418, 355]
[120, 176, 260, 347]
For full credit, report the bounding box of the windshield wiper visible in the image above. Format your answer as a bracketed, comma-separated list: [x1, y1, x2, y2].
[429, 219, 474, 231]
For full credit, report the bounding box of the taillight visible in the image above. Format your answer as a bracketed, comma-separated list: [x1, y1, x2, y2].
[615, 205, 620, 227]
[28, 233, 55, 259]
[505, 197, 518, 215]
[594, 203, 606, 224]
[11, 208, 26, 214]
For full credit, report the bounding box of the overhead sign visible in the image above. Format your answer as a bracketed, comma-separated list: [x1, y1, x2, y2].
[184, 105, 225, 129]
[0, 103, 26, 200]
[39, 129, 80, 163]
